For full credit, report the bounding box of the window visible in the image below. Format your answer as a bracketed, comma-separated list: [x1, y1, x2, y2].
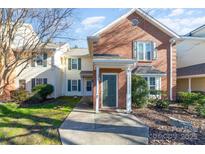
[134, 41, 154, 61]
[71, 59, 78, 70]
[131, 19, 140, 26]
[86, 80, 92, 92]
[36, 55, 43, 66]
[143, 76, 159, 95]
[31, 53, 47, 67]
[19, 80, 26, 90]
[31, 78, 48, 89]
[72, 80, 78, 91]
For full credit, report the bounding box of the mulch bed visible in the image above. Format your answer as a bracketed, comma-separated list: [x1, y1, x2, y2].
[133, 104, 205, 145]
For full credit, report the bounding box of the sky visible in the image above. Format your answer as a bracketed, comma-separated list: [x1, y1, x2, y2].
[62, 8, 205, 48]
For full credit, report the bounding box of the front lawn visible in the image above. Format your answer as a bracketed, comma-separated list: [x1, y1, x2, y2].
[0, 96, 81, 145]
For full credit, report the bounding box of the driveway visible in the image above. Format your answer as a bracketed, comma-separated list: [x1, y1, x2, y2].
[59, 102, 149, 145]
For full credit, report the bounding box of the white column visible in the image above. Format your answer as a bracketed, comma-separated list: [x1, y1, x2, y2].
[126, 67, 132, 113]
[188, 78, 192, 93]
[96, 66, 99, 113]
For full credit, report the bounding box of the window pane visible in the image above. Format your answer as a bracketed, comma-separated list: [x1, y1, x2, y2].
[138, 43, 144, 60]
[19, 80, 26, 90]
[86, 80, 92, 91]
[72, 59, 78, 69]
[36, 78, 43, 85]
[36, 55, 43, 65]
[145, 43, 151, 60]
[72, 80, 77, 91]
[150, 77, 156, 86]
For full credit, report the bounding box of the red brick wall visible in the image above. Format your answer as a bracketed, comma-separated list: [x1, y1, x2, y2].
[92, 12, 177, 109]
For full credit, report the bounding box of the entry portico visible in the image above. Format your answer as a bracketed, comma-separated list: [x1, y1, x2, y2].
[93, 56, 135, 113]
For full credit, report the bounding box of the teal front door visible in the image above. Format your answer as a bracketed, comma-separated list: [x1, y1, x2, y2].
[102, 74, 117, 107]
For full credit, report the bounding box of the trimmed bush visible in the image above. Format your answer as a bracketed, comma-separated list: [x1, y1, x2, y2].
[177, 92, 203, 108]
[32, 84, 54, 101]
[132, 75, 149, 108]
[155, 99, 170, 109]
[10, 89, 30, 103]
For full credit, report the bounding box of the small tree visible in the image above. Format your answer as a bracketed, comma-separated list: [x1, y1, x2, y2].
[132, 75, 149, 108]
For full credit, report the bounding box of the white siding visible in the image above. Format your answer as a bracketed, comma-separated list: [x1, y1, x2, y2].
[177, 39, 205, 68]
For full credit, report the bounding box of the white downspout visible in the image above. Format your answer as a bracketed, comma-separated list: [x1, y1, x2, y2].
[169, 40, 175, 101]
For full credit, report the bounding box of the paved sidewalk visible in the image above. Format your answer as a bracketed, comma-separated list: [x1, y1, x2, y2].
[59, 102, 149, 145]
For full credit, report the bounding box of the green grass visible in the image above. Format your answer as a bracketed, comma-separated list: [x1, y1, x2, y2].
[0, 96, 81, 145]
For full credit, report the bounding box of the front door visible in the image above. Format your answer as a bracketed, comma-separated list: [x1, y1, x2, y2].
[102, 74, 117, 107]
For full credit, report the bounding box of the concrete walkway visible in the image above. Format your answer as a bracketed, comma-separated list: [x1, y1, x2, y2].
[59, 102, 149, 145]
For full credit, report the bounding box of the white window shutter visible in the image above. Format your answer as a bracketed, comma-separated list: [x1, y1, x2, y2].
[152, 42, 157, 60]
[155, 77, 161, 90]
[133, 41, 138, 59]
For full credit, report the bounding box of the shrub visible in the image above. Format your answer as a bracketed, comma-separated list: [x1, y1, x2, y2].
[177, 92, 203, 108]
[132, 75, 149, 108]
[32, 84, 54, 101]
[155, 99, 170, 109]
[10, 89, 30, 103]
[196, 104, 205, 117]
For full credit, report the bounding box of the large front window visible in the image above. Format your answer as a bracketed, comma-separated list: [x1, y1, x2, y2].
[134, 41, 154, 61]
[143, 76, 160, 95]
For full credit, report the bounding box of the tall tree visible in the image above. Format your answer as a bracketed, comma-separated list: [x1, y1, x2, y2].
[0, 9, 74, 98]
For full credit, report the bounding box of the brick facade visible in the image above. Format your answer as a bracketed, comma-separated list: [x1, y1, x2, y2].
[92, 11, 177, 109]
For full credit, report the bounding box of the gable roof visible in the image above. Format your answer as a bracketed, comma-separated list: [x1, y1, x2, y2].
[186, 24, 205, 36]
[92, 8, 180, 38]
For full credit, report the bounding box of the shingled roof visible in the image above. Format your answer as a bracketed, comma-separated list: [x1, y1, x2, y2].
[177, 63, 205, 77]
[132, 65, 165, 75]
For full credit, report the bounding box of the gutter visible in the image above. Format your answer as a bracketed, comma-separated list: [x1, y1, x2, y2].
[169, 39, 176, 101]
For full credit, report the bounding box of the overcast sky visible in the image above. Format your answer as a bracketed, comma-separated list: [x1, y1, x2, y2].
[63, 8, 205, 48]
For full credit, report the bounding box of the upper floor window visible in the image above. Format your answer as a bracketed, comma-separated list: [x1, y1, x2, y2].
[71, 59, 78, 69]
[68, 58, 81, 70]
[133, 41, 157, 61]
[31, 53, 47, 67]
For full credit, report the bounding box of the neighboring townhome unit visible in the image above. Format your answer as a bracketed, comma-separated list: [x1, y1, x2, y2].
[16, 43, 69, 98]
[61, 48, 93, 96]
[176, 25, 205, 93]
[88, 8, 179, 113]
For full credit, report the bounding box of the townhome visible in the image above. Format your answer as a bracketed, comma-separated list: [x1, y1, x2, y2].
[177, 25, 205, 93]
[61, 48, 93, 96]
[15, 43, 69, 98]
[87, 8, 179, 113]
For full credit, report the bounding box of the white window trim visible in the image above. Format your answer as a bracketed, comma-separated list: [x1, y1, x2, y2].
[71, 80, 78, 91]
[143, 76, 161, 97]
[71, 58, 78, 70]
[134, 41, 153, 61]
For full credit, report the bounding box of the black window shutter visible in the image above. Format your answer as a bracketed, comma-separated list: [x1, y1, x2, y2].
[68, 58, 71, 70]
[68, 80, 71, 91]
[31, 78, 35, 89]
[43, 53, 47, 67]
[43, 78, 47, 84]
[78, 58, 81, 70]
[78, 80, 81, 91]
